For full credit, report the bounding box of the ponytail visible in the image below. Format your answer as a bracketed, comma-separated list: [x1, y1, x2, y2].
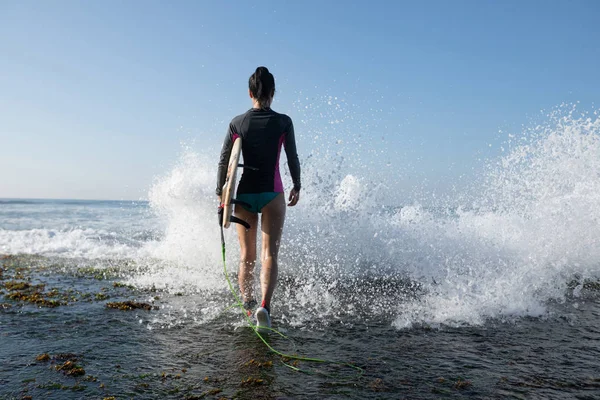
[249, 66, 275, 108]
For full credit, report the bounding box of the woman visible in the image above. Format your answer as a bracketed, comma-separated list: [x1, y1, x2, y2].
[216, 67, 301, 332]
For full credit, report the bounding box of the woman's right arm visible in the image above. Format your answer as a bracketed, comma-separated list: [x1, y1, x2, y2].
[284, 118, 301, 206]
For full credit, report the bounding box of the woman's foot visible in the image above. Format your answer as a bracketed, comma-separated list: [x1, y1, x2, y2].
[243, 299, 257, 316]
[255, 307, 271, 333]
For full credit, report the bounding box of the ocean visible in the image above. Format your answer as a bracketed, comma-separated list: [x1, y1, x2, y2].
[1, 109, 600, 399]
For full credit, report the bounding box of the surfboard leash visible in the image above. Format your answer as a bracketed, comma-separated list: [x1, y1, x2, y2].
[219, 223, 364, 381]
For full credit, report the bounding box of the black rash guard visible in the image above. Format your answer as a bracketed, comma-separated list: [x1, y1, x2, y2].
[216, 108, 301, 196]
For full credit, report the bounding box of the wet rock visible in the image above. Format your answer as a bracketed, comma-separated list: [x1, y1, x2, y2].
[54, 353, 79, 361]
[4, 281, 33, 291]
[243, 359, 273, 368]
[113, 281, 135, 289]
[454, 379, 472, 390]
[241, 377, 263, 386]
[95, 293, 109, 300]
[56, 360, 85, 377]
[106, 301, 157, 311]
[6, 291, 61, 307]
[369, 378, 389, 392]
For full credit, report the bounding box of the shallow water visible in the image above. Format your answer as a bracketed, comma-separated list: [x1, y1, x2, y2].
[1, 255, 599, 399]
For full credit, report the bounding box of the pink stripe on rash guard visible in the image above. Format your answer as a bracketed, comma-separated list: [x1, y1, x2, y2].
[274, 133, 286, 192]
[232, 133, 240, 141]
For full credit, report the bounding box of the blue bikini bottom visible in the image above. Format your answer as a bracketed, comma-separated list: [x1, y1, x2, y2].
[235, 192, 281, 213]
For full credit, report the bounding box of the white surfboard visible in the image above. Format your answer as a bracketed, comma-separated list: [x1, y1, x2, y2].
[221, 137, 242, 228]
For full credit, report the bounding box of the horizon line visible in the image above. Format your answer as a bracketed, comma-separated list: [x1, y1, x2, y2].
[0, 196, 149, 202]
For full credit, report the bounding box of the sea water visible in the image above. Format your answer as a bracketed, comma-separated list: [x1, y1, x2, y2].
[1, 106, 599, 399]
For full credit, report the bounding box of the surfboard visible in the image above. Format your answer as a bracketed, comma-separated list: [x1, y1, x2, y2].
[221, 137, 242, 228]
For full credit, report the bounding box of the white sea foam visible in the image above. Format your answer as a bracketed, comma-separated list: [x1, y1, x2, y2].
[132, 150, 235, 292]
[0, 227, 149, 259]
[139, 104, 600, 327]
[393, 106, 600, 327]
[0, 199, 160, 260]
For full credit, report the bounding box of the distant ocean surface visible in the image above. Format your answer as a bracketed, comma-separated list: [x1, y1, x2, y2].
[0, 199, 159, 259]
[1, 109, 600, 399]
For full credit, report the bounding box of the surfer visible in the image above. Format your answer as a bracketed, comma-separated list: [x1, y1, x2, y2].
[216, 67, 301, 332]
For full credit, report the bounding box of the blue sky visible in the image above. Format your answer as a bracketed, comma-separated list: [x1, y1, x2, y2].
[1, 0, 598, 200]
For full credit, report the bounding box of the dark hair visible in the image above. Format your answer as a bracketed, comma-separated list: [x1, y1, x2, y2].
[249, 66, 275, 108]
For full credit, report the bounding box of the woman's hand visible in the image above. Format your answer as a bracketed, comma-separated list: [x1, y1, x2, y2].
[288, 188, 300, 206]
[217, 196, 224, 226]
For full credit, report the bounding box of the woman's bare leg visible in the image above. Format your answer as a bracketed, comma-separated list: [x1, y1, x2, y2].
[259, 193, 286, 310]
[234, 205, 259, 303]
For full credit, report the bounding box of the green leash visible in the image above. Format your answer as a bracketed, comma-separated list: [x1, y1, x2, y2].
[219, 225, 364, 379]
